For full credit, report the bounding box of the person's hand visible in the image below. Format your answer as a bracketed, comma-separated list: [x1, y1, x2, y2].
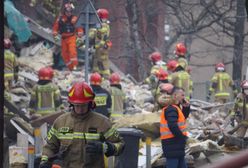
[39, 161, 51, 168]
[54, 35, 60, 43]
[86, 141, 116, 156]
[182, 99, 190, 107]
[86, 141, 105, 154]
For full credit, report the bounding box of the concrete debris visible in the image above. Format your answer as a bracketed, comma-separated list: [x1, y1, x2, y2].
[4, 36, 247, 168]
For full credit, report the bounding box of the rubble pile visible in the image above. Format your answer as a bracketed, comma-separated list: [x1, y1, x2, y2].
[5, 43, 247, 168]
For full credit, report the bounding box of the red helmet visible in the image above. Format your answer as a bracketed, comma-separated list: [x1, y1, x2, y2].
[241, 80, 248, 89]
[156, 68, 168, 80]
[38, 67, 54, 80]
[64, 2, 73, 12]
[4, 38, 12, 49]
[68, 81, 95, 105]
[149, 52, 162, 62]
[175, 43, 187, 56]
[110, 72, 121, 84]
[159, 83, 174, 94]
[215, 62, 225, 72]
[167, 60, 178, 72]
[90, 72, 102, 85]
[97, 9, 109, 19]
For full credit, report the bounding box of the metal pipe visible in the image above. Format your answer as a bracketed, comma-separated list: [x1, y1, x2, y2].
[28, 146, 35, 168]
[202, 149, 248, 168]
[146, 137, 151, 168]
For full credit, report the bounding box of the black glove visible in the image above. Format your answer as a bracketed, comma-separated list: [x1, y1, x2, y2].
[86, 141, 104, 154]
[104, 141, 116, 157]
[39, 161, 51, 168]
[85, 141, 116, 157]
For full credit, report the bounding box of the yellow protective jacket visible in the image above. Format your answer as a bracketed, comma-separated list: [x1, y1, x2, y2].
[30, 82, 61, 116]
[177, 57, 188, 70]
[169, 71, 191, 100]
[108, 86, 126, 118]
[144, 61, 167, 90]
[231, 93, 248, 124]
[89, 21, 110, 50]
[4, 49, 17, 80]
[209, 72, 235, 99]
[42, 111, 125, 168]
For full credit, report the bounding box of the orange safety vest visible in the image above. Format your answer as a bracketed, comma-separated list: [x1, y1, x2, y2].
[160, 104, 188, 139]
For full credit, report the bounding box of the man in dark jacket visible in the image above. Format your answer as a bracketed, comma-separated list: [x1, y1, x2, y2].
[160, 87, 190, 168]
[90, 72, 112, 118]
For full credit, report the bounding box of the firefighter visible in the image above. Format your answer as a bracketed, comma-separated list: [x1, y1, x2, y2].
[4, 38, 18, 91]
[29, 67, 62, 117]
[169, 60, 191, 101]
[229, 80, 248, 138]
[207, 63, 237, 103]
[52, 2, 83, 71]
[90, 72, 112, 118]
[174, 42, 188, 70]
[89, 8, 112, 78]
[160, 87, 190, 168]
[108, 72, 126, 119]
[144, 51, 167, 90]
[39, 81, 124, 168]
[166, 59, 179, 74]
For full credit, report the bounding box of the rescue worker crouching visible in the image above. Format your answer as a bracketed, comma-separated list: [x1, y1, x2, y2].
[29, 67, 62, 118]
[90, 72, 112, 118]
[39, 81, 124, 168]
[108, 72, 127, 119]
[4, 38, 18, 90]
[229, 80, 248, 138]
[52, 2, 84, 71]
[152, 68, 170, 111]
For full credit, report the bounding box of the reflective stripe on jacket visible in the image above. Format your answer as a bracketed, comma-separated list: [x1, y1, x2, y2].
[30, 83, 61, 115]
[108, 86, 125, 118]
[209, 72, 233, 97]
[4, 50, 16, 79]
[42, 111, 124, 168]
[169, 71, 190, 100]
[160, 105, 187, 139]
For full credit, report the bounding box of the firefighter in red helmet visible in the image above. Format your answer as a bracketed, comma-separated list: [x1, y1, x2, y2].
[90, 72, 112, 118]
[145, 51, 167, 90]
[29, 67, 62, 117]
[89, 8, 112, 78]
[208, 62, 237, 103]
[52, 2, 84, 71]
[174, 42, 188, 70]
[108, 72, 126, 119]
[40, 81, 124, 168]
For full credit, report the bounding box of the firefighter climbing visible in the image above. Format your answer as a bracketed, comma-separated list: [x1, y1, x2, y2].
[52, 2, 84, 71]
[89, 8, 112, 78]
